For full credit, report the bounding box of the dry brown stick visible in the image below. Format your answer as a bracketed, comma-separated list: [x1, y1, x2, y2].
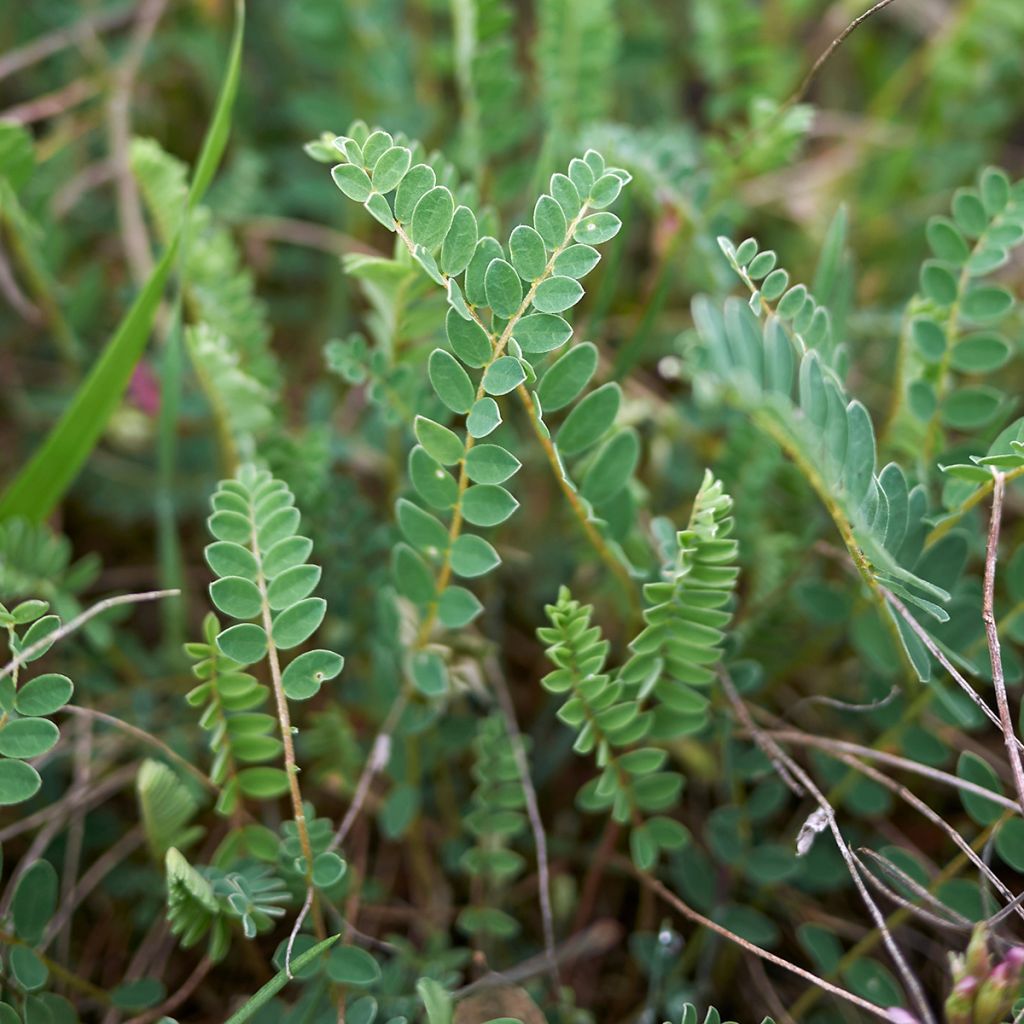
[721, 671, 936, 1024]
[982, 471, 1024, 816]
[0, 763, 137, 843]
[489, 658, 559, 987]
[0, 4, 135, 82]
[772, 734, 1024, 922]
[629, 869, 894, 1021]
[57, 717, 93, 969]
[788, 0, 902, 107]
[43, 827, 145, 951]
[856, 849, 972, 932]
[760, 728, 1022, 814]
[0, 78, 99, 124]
[328, 690, 407, 853]
[105, 0, 168, 285]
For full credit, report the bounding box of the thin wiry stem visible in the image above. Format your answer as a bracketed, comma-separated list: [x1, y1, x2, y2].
[329, 692, 405, 853]
[982, 471, 1024, 817]
[721, 671, 935, 1024]
[62, 705, 217, 793]
[0, 4, 134, 82]
[759, 728, 1022, 815]
[488, 657, 559, 987]
[628, 870, 894, 1021]
[787, 0, 902, 107]
[0, 589, 180, 683]
[856, 849, 972, 932]
[882, 586, 1024, 757]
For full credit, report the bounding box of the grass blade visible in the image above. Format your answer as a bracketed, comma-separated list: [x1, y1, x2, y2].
[0, 0, 246, 523]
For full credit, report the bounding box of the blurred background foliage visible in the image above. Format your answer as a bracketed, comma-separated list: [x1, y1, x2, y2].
[2, 0, 1024, 1021]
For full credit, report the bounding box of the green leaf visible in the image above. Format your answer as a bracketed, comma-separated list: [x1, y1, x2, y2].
[237, 765, 290, 798]
[962, 285, 1014, 321]
[428, 349, 475, 414]
[15, 673, 73, 717]
[438, 587, 483, 628]
[265, 564, 320, 611]
[950, 333, 1011, 372]
[574, 213, 620, 244]
[465, 445, 521, 484]
[446, 308, 491, 368]
[209, 510, 251, 544]
[534, 195, 567, 249]
[411, 186, 455, 249]
[537, 342, 598, 412]
[394, 164, 436, 222]
[481, 357, 526, 396]
[216, 624, 268, 665]
[0, 759, 42, 805]
[10, 947, 47, 991]
[554, 243, 601, 279]
[515, 313, 572, 353]
[590, 173, 624, 208]
[332, 164, 372, 202]
[942, 386, 1001, 430]
[109, 981, 165, 1013]
[409, 446, 458, 508]
[996, 818, 1024, 871]
[509, 225, 548, 281]
[10, 600, 48, 625]
[920, 260, 958, 305]
[313, 851, 347, 888]
[958, 751, 1004, 825]
[281, 649, 344, 700]
[410, 651, 448, 697]
[0, 719, 60, 759]
[440, 205, 479, 276]
[17, 615, 60, 663]
[393, 544, 436, 604]
[415, 416, 464, 465]
[397, 498, 449, 556]
[467, 398, 502, 438]
[362, 129, 394, 168]
[224, 935, 341, 1024]
[461, 485, 519, 527]
[952, 189, 987, 236]
[371, 146, 411, 193]
[271, 598, 326, 649]
[465, 236, 504, 306]
[533, 276, 584, 313]
[206, 542, 259, 582]
[556, 383, 621, 455]
[911, 317, 946, 362]
[926, 217, 969, 262]
[258, 506, 300, 549]
[327, 946, 382, 986]
[210, 576, 262, 619]
[581, 429, 639, 505]
[12, 860, 57, 943]
[485, 259, 523, 318]
[418, 978, 453, 1024]
[761, 268, 789, 302]
[263, 536, 313, 578]
[450, 535, 501, 578]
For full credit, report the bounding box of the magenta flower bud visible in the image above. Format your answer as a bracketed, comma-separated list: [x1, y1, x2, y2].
[943, 974, 978, 1024]
[885, 1009, 920, 1023]
[1000, 946, 1024, 975]
[972, 962, 1022, 1024]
